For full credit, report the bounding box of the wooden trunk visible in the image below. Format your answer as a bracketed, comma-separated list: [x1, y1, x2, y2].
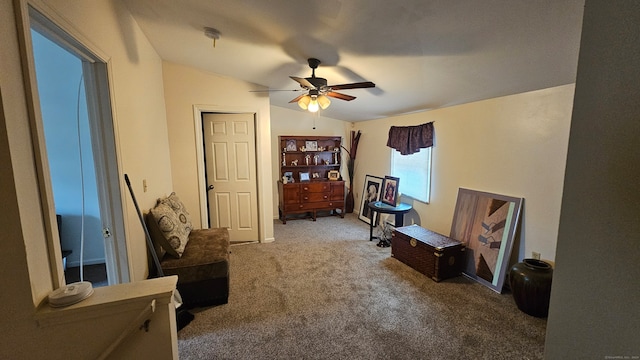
[391, 224, 465, 282]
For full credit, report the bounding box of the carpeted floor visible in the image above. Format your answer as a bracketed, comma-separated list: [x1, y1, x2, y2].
[178, 214, 546, 359]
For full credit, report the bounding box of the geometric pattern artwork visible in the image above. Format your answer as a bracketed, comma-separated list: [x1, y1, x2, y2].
[450, 188, 523, 293]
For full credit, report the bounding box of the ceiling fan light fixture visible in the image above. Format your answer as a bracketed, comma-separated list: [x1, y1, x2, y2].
[307, 97, 320, 113]
[317, 95, 331, 110]
[297, 95, 311, 110]
[287, 58, 373, 113]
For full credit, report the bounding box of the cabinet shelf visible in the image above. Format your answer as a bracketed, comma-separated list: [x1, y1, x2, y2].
[278, 135, 346, 224]
[283, 151, 340, 154]
[281, 165, 340, 168]
[279, 135, 343, 182]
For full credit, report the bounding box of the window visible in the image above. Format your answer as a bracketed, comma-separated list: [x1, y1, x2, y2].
[390, 147, 432, 203]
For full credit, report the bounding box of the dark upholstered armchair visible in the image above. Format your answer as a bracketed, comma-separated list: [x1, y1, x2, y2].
[145, 194, 230, 308]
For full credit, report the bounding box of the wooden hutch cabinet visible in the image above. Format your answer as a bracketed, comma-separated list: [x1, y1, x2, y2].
[277, 136, 345, 224]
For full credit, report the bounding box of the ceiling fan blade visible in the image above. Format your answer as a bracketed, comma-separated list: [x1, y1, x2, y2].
[328, 81, 375, 90]
[290, 76, 315, 89]
[326, 91, 356, 101]
[289, 94, 306, 103]
[249, 89, 302, 92]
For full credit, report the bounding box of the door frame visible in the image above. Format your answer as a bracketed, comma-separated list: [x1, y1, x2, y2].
[18, 2, 130, 286]
[82, 60, 129, 284]
[193, 105, 264, 241]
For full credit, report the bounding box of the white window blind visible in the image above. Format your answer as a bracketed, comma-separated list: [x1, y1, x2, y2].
[391, 147, 432, 203]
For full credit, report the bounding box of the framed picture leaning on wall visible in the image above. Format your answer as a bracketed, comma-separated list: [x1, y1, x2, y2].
[449, 188, 523, 293]
[359, 175, 384, 225]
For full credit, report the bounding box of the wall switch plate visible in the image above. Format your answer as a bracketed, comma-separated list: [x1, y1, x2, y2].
[532, 251, 541, 260]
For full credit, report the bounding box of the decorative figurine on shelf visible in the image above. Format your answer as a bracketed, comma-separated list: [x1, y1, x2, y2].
[282, 153, 286, 166]
[305, 154, 311, 165]
[324, 160, 330, 165]
[318, 146, 325, 151]
[300, 146, 306, 152]
[291, 159, 298, 166]
[334, 147, 340, 152]
[313, 155, 319, 165]
[312, 172, 320, 179]
[333, 152, 338, 164]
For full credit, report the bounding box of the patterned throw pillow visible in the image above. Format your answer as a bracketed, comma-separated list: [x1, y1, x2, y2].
[150, 202, 189, 258]
[159, 192, 193, 233]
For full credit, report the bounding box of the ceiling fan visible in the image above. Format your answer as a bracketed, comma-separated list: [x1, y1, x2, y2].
[283, 58, 376, 113]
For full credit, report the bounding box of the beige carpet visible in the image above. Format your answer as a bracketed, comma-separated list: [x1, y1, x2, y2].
[178, 214, 546, 359]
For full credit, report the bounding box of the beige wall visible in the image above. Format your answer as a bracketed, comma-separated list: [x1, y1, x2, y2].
[162, 61, 275, 242]
[545, 1, 640, 357]
[270, 106, 351, 217]
[353, 84, 574, 262]
[1, 0, 176, 358]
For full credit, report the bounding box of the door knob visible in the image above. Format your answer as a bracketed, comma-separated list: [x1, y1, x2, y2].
[207, 185, 214, 192]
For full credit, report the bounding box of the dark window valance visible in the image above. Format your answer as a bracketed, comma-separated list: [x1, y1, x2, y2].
[386, 122, 434, 155]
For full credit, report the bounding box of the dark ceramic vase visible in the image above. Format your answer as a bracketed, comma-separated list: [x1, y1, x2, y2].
[345, 188, 355, 213]
[509, 258, 553, 318]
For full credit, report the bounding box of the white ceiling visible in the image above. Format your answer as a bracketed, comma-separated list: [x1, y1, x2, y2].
[123, 0, 585, 122]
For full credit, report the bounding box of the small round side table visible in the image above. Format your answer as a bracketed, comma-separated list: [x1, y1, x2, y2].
[367, 201, 412, 247]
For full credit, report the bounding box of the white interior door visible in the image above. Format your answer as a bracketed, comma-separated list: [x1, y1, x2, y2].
[203, 113, 259, 242]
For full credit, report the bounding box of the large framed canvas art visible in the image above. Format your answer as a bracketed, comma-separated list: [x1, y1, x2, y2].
[449, 188, 523, 293]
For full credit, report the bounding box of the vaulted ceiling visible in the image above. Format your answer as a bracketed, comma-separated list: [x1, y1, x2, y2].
[123, 0, 585, 122]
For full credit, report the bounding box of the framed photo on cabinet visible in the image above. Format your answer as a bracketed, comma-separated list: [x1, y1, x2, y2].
[285, 139, 297, 151]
